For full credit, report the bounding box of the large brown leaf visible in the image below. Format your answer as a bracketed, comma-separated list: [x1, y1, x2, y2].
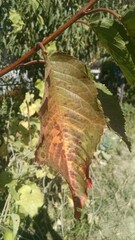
[35, 52, 105, 219]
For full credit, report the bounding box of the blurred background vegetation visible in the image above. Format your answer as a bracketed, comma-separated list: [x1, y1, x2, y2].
[0, 0, 135, 239]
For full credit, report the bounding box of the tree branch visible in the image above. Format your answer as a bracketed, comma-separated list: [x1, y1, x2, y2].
[0, 0, 99, 77]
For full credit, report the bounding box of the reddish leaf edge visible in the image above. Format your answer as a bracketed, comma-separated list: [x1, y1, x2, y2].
[72, 177, 92, 219]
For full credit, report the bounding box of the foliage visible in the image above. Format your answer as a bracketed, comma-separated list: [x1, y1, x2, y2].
[1, 0, 135, 239]
[90, 17, 135, 85]
[0, 80, 44, 239]
[0, 0, 134, 64]
[1, 96, 135, 239]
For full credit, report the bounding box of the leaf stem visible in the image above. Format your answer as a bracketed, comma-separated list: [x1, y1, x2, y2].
[18, 59, 45, 67]
[0, 0, 99, 77]
[85, 8, 122, 20]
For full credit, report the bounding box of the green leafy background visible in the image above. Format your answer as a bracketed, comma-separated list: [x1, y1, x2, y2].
[0, 0, 135, 239]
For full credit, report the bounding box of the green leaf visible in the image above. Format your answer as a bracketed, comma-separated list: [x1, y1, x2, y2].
[46, 41, 57, 54]
[122, 7, 135, 44]
[97, 86, 131, 150]
[37, 15, 44, 26]
[35, 79, 44, 98]
[3, 230, 16, 240]
[35, 168, 46, 179]
[28, 0, 39, 12]
[35, 52, 105, 219]
[9, 9, 24, 32]
[90, 18, 135, 85]
[25, 92, 34, 103]
[0, 143, 7, 158]
[6, 180, 19, 201]
[16, 183, 44, 217]
[20, 103, 37, 117]
[11, 214, 20, 239]
[0, 172, 13, 189]
[20, 93, 37, 117]
[19, 120, 29, 129]
[95, 82, 112, 96]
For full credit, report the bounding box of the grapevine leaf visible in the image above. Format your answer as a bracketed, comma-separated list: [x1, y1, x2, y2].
[16, 183, 44, 217]
[35, 52, 105, 219]
[90, 18, 135, 85]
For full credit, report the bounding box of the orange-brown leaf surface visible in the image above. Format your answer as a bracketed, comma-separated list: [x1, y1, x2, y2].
[35, 53, 105, 219]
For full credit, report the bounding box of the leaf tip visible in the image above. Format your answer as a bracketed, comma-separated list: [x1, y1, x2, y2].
[73, 194, 87, 219]
[87, 178, 92, 189]
[73, 177, 92, 219]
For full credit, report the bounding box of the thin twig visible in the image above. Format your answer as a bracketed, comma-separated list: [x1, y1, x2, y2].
[85, 8, 122, 20]
[0, 0, 99, 77]
[18, 59, 45, 67]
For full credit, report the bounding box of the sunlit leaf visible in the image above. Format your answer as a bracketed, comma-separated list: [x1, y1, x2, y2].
[19, 120, 29, 129]
[9, 9, 24, 32]
[36, 169, 46, 179]
[3, 230, 15, 240]
[25, 92, 34, 103]
[35, 79, 44, 98]
[20, 92, 38, 117]
[37, 15, 44, 26]
[16, 183, 44, 217]
[46, 41, 57, 54]
[35, 52, 105, 219]
[90, 18, 135, 85]
[11, 214, 20, 239]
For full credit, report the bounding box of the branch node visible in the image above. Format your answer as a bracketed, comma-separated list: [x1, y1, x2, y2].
[35, 42, 48, 60]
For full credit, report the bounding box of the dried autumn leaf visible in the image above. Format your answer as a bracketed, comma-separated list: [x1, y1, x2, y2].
[35, 52, 105, 219]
